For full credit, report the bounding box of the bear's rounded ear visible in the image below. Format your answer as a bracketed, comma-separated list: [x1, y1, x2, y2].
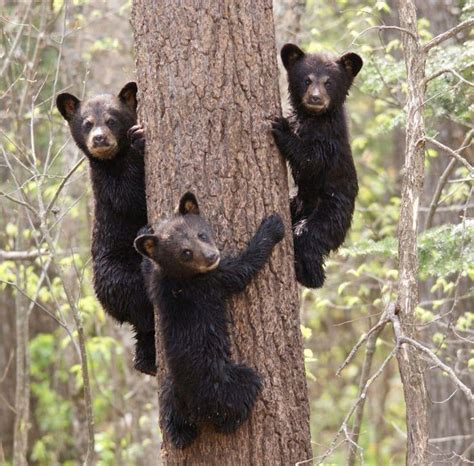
[177, 192, 200, 216]
[56, 93, 80, 122]
[281, 43, 305, 70]
[134, 234, 158, 258]
[118, 82, 138, 113]
[338, 53, 363, 80]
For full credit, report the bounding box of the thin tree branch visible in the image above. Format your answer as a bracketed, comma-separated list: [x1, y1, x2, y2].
[0, 249, 48, 261]
[424, 129, 473, 230]
[45, 155, 85, 216]
[347, 306, 394, 466]
[423, 18, 474, 53]
[423, 65, 474, 88]
[349, 25, 418, 47]
[336, 307, 390, 376]
[424, 136, 474, 173]
[315, 347, 398, 465]
[0, 279, 72, 338]
[0, 190, 36, 213]
[0, 1, 33, 78]
[398, 336, 473, 402]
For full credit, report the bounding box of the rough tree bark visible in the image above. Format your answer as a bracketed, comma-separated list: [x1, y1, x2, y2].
[395, 1, 429, 464]
[131, 2, 312, 465]
[273, 0, 306, 114]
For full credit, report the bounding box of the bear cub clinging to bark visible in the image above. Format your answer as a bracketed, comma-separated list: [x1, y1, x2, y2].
[272, 44, 363, 288]
[56, 83, 156, 375]
[135, 193, 284, 449]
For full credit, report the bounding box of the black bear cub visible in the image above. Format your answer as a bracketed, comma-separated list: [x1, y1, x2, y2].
[56, 83, 156, 375]
[272, 44, 363, 288]
[135, 193, 284, 449]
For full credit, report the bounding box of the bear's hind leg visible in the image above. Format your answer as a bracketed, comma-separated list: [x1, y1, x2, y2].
[160, 378, 198, 449]
[212, 364, 262, 434]
[133, 330, 157, 376]
[293, 221, 326, 289]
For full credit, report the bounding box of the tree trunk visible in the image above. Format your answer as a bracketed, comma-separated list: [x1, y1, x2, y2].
[131, 2, 312, 465]
[414, 1, 474, 461]
[395, 1, 429, 464]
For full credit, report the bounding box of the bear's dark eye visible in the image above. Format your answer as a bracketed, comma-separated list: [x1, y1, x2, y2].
[198, 232, 208, 242]
[324, 80, 331, 88]
[83, 121, 93, 131]
[106, 118, 116, 128]
[181, 249, 193, 261]
[304, 78, 311, 86]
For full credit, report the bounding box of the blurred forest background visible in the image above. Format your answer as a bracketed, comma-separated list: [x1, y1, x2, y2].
[0, 0, 472, 465]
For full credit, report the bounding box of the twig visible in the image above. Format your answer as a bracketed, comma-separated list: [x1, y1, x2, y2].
[0, 279, 72, 338]
[424, 130, 473, 230]
[316, 347, 398, 465]
[399, 336, 473, 402]
[423, 18, 474, 53]
[0, 249, 48, 261]
[0, 190, 36, 213]
[423, 65, 474, 88]
[347, 306, 395, 466]
[336, 307, 390, 376]
[45, 155, 85, 216]
[0, 1, 33, 78]
[349, 25, 418, 46]
[424, 136, 474, 173]
[429, 435, 474, 444]
[0, 351, 14, 383]
[344, 424, 364, 466]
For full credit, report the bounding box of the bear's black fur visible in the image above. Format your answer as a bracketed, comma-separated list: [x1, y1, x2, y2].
[56, 83, 156, 375]
[135, 193, 284, 449]
[272, 44, 362, 288]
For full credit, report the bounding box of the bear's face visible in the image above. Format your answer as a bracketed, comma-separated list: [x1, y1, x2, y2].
[56, 82, 137, 160]
[135, 193, 221, 278]
[281, 44, 362, 115]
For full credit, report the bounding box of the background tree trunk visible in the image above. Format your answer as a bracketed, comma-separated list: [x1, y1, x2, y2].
[413, 1, 474, 461]
[131, 1, 312, 464]
[395, 1, 429, 464]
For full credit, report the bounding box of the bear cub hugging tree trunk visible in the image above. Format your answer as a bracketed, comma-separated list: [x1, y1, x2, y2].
[272, 44, 363, 288]
[134, 193, 285, 449]
[56, 83, 156, 376]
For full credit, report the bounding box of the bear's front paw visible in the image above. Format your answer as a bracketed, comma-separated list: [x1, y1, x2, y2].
[128, 124, 146, 155]
[271, 116, 290, 133]
[261, 213, 285, 243]
[271, 116, 291, 145]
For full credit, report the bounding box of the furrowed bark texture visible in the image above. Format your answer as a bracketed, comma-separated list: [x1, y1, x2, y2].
[131, 2, 312, 464]
[396, 1, 429, 464]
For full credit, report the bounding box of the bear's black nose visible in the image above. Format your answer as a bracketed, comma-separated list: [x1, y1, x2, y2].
[205, 252, 219, 265]
[309, 95, 322, 105]
[93, 134, 107, 145]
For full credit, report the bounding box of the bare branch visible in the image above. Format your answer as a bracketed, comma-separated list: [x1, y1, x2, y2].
[0, 351, 14, 383]
[424, 136, 474, 173]
[0, 190, 36, 213]
[423, 18, 474, 53]
[0, 279, 71, 336]
[424, 129, 473, 230]
[349, 25, 418, 47]
[399, 336, 473, 402]
[45, 155, 86, 216]
[0, 249, 48, 261]
[315, 347, 398, 465]
[423, 65, 474, 88]
[0, 2, 33, 78]
[336, 306, 391, 376]
[347, 307, 391, 466]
